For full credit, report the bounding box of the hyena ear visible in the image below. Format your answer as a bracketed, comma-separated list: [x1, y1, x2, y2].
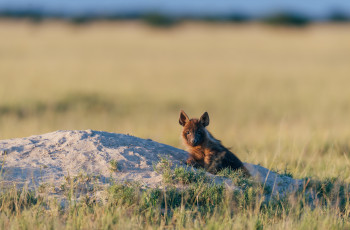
[179, 110, 189, 126]
[200, 112, 209, 127]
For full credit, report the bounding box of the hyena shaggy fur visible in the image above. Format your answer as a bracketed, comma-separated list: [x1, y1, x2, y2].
[179, 110, 250, 176]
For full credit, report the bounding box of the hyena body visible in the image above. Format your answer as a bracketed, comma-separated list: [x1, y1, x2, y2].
[179, 110, 249, 176]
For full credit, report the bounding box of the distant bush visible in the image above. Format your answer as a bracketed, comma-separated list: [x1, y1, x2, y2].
[68, 16, 93, 25]
[0, 9, 43, 23]
[263, 12, 310, 27]
[142, 13, 178, 27]
[328, 11, 350, 22]
[227, 13, 250, 23]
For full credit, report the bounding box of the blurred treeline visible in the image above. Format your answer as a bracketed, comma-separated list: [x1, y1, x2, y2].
[1, 10, 350, 27]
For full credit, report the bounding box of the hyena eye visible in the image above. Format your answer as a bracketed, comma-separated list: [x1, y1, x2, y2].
[186, 131, 190, 135]
[196, 130, 201, 135]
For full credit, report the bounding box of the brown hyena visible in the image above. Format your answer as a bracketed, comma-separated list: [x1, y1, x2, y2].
[179, 110, 250, 176]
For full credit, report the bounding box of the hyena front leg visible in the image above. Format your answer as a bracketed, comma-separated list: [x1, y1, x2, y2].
[204, 155, 217, 174]
[186, 157, 202, 168]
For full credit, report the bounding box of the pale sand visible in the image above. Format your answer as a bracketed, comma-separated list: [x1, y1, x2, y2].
[0, 130, 303, 196]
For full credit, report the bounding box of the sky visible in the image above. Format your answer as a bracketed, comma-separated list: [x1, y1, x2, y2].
[1, 0, 350, 19]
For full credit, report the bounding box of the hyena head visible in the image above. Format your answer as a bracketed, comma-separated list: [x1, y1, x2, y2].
[179, 110, 209, 147]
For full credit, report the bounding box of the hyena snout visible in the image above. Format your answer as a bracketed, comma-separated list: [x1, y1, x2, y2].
[188, 134, 201, 146]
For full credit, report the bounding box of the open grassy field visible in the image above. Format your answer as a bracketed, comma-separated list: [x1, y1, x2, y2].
[1, 20, 350, 229]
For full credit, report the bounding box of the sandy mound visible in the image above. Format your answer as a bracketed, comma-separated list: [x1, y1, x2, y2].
[0, 130, 302, 196]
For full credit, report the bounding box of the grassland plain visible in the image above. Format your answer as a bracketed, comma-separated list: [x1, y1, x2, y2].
[1, 20, 350, 229]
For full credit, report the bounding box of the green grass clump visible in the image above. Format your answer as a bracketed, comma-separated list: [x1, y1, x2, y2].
[108, 184, 137, 206]
[173, 166, 207, 184]
[154, 157, 208, 185]
[305, 177, 350, 213]
[0, 187, 38, 215]
[217, 167, 255, 188]
[109, 160, 119, 172]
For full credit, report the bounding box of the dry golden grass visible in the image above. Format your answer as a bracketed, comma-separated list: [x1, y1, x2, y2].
[1, 20, 350, 181]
